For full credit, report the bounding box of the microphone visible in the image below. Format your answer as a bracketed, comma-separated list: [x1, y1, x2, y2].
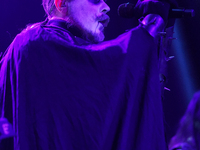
[118, 3, 195, 19]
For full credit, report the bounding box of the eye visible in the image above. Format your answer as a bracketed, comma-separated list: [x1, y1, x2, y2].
[89, 0, 101, 4]
[89, 0, 108, 5]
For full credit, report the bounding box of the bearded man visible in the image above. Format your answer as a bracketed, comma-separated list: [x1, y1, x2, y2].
[0, 0, 173, 149]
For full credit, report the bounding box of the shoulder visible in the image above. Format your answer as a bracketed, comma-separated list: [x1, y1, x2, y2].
[0, 22, 47, 67]
[14, 22, 47, 49]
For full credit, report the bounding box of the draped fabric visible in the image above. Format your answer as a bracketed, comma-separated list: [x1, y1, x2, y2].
[0, 19, 167, 150]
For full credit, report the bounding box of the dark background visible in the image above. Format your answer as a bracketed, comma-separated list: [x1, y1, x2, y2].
[0, 0, 200, 147]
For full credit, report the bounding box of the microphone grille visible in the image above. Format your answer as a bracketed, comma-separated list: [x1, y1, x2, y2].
[118, 3, 135, 18]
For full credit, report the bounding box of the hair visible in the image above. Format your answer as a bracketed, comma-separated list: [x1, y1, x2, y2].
[169, 91, 200, 150]
[42, 0, 56, 17]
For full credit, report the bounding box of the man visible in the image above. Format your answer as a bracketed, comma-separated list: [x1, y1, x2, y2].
[43, 0, 110, 43]
[0, 0, 172, 149]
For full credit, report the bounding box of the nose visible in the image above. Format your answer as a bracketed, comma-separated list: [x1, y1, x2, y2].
[101, 1, 110, 13]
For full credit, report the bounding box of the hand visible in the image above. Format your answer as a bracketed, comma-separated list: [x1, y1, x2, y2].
[135, 0, 179, 27]
[134, 0, 171, 23]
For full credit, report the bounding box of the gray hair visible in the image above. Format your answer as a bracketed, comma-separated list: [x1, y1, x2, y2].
[42, 0, 56, 17]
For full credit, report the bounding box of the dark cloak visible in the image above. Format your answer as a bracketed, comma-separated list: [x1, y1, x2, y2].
[0, 19, 167, 150]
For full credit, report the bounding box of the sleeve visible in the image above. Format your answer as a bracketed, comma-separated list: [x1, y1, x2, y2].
[0, 45, 15, 150]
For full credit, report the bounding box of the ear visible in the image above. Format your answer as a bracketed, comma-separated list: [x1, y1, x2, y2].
[54, 0, 67, 13]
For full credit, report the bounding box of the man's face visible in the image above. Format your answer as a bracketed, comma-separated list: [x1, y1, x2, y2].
[66, 0, 110, 43]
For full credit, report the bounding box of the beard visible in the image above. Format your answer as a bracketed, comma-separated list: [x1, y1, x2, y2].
[67, 14, 110, 43]
[83, 23, 105, 43]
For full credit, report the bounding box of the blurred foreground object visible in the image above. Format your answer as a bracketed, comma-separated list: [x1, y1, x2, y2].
[169, 91, 200, 150]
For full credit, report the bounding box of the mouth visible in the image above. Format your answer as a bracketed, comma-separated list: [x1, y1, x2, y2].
[99, 19, 109, 27]
[97, 15, 110, 27]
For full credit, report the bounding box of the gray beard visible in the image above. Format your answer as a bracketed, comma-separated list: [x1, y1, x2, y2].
[67, 17, 105, 43]
[84, 30, 105, 44]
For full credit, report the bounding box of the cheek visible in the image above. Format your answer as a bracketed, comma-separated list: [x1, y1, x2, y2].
[78, 3, 98, 19]
[81, 9, 98, 28]
[70, 2, 99, 31]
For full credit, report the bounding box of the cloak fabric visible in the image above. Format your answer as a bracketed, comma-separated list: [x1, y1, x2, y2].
[0, 19, 167, 150]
